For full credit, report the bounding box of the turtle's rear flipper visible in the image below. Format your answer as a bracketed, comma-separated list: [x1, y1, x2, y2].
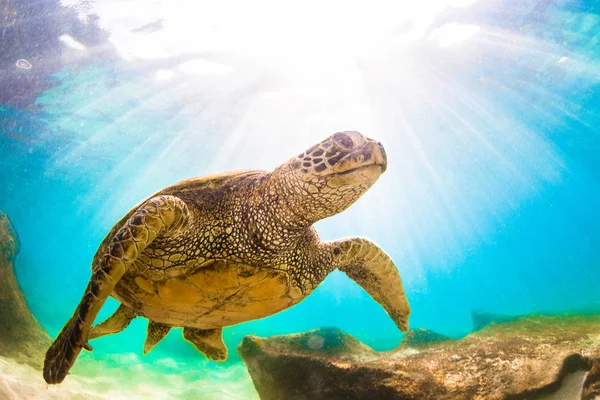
[143, 321, 171, 354]
[183, 327, 228, 361]
[89, 304, 137, 340]
[43, 195, 189, 384]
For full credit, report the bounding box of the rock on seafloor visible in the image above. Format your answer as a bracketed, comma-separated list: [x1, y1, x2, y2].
[0, 211, 52, 369]
[237, 319, 600, 400]
[471, 310, 522, 332]
[398, 327, 453, 349]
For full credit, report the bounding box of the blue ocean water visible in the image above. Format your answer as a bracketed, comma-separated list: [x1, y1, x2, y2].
[1, 0, 599, 398]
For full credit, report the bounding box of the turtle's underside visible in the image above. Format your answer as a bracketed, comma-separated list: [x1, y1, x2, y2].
[117, 260, 303, 330]
[44, 131, 411, 384]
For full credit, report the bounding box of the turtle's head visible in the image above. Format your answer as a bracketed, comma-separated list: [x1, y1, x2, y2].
[273, 131, 387, 224]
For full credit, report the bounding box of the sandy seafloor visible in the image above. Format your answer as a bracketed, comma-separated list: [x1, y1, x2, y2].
[0, 354, 258, 400]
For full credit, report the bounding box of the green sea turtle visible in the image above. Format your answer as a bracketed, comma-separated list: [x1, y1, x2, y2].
[43, 131, 411, 384]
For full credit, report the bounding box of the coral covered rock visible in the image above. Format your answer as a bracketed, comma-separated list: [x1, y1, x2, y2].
[238, 316, 600, 400]
[471, 310, 521, 332]
[0, 211, 51, 369]
[398, 327, 453, 349]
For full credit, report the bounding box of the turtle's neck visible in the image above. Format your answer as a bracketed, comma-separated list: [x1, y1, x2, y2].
[265, 171, 315, 227]
[241, 169, 315, 254]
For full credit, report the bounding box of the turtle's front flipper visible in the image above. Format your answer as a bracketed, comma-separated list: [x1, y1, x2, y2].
[43, 195, 189, 384]
[325, 237, 410, 333]
[89, 304, 137, 340]
[183, 327, 228, 361]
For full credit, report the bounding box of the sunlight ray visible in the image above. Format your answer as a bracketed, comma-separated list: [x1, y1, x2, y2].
[45, 75, 184, 170]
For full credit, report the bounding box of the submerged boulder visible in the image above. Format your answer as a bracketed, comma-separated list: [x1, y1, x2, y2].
[238, 316, 600, 400]
[471, 310, 522, 332]
[398, 327, 453, 349]
[0, 211, 51, 369]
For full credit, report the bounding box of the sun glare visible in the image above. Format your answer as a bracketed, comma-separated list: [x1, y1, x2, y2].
[429, 23, 481, 47]
[84, 0, 481, 64]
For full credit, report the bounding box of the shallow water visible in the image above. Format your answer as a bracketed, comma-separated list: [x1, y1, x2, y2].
[0, 0, 599, 398]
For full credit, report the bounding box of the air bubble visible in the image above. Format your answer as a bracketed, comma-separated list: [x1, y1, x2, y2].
[16, 59, 32, 69]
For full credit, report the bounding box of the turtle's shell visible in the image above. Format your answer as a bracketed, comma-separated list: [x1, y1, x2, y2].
[93, 170, 306, 330]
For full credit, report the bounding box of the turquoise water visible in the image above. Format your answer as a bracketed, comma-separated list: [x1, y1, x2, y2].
[1, 0, 599, 398]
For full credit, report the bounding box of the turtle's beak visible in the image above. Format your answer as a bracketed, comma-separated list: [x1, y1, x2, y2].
[331, 140, 388, 176]
[374, 141, 387, 173]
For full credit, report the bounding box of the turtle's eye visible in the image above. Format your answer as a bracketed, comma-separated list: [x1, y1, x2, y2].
[333, 132, 354, 149]
[290, 159, 302, 169]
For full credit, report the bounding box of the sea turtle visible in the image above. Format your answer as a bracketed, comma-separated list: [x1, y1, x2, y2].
[43, 131, 411, 384]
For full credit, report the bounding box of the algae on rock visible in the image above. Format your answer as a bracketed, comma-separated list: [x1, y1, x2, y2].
[238, 316, 600, 400]
[0, 211, 51, 369]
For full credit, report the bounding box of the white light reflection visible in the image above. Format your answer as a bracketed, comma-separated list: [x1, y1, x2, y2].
[155, 69, 174, 81]
[74, 0, 481, 63]
[177, 60, 233, 76]
[429, 23, 481, 47]
[59, 34, 87, 51]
